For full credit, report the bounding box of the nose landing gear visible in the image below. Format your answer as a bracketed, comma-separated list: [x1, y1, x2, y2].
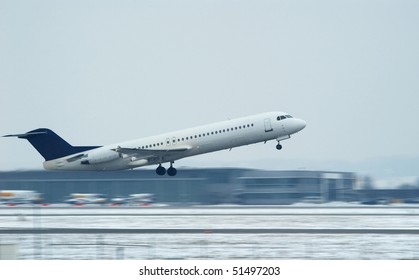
[275, 135, 290, 151]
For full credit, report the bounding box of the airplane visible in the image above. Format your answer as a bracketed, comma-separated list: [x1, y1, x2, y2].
[0, 190, 42, 205]
[110, 193, 155, 206]
[3, 111, 306, 176]
[64, 193, 107, 205]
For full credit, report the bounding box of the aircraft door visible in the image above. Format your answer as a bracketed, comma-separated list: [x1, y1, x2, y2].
[172, 137, 177, 146]
[264, 118, 273, 132]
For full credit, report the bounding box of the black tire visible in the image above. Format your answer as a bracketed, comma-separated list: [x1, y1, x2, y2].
[156, 165, 166, 176]
[167, 167, 177, 176]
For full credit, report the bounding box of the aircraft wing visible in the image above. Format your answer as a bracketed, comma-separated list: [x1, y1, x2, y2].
[111, 146, 192, 159]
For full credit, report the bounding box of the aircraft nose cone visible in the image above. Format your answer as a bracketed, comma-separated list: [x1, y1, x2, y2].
[297, 119, 306, 131]
[291, 118, 306, 133]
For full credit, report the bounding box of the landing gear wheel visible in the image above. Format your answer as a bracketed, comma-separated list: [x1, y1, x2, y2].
[167, 166, 177, 176]
[156, 164, 166, 176]
[167, 162, 177, 176]
[276, 144, 283, 150]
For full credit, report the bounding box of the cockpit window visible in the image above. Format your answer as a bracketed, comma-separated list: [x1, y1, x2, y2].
[277, 115, 293, 121]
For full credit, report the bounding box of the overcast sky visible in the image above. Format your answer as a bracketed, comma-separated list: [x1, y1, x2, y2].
[1, 0, 418, 178]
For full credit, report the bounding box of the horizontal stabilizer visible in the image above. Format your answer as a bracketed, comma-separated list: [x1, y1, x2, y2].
[3, 131, 47, 138]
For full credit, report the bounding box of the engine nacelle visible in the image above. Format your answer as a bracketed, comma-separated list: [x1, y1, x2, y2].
[128, 158, 148, 167]
[81, 150, 120, 165]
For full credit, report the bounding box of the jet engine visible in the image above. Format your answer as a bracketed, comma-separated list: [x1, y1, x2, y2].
[81, 150, 120, 165]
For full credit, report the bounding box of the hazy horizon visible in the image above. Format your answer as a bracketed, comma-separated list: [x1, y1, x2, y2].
[1, 1, 418, 182]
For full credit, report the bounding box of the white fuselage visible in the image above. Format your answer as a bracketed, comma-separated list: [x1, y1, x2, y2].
[43, 111, 306, 171]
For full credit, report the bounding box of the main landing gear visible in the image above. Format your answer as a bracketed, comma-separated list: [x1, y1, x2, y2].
[156, 163, 177, 176]
[276, 143, 283, 150]
[156, 164, 166, 176]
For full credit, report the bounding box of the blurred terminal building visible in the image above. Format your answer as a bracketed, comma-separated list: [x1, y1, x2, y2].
[0, 169, 357, 204]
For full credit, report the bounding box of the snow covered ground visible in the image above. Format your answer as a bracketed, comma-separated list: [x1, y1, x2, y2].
[1, 204, 419, 259]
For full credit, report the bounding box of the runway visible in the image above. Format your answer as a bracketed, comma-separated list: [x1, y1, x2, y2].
[2, 227, 419, 234]
[1, 205, 419, 259]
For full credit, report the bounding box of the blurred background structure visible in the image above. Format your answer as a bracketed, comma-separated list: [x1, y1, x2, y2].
[1, 169, 418, 205]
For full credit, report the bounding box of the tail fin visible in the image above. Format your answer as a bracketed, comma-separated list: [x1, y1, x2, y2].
[4, 128, 101, 161]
